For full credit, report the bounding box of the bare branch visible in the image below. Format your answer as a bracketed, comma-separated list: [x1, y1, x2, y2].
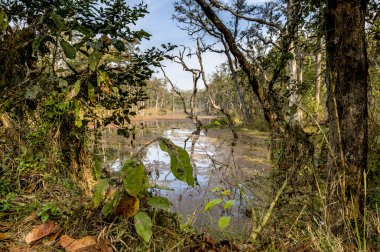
[209, 0, 282, 30]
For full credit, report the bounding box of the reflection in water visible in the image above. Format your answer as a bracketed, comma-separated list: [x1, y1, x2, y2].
[93, 120, 270, 238]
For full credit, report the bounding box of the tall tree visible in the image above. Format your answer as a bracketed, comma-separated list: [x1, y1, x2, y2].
[325, 0, 369, 228]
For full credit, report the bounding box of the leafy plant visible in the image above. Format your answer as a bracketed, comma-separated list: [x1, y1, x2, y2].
[134, 212, 153, 243]
[37, 202, 60, 222]
[205, 188, 236, 230]
[91, 137, 194, 242]
[159, 137, 195, 187]
[147, 196, 172, 210]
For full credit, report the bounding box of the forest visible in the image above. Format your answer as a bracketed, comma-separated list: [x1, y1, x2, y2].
[0, 0, 379, 251]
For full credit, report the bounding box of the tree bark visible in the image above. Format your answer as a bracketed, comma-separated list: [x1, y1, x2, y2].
[315, 36, 322, 118]
[288, 0, 302, 123]
[325, 0, 368, 229]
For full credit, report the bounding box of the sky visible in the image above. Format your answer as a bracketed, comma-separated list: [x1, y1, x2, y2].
[129, 0, 270, 90]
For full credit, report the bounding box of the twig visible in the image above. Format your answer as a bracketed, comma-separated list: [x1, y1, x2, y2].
[250, 178, 287, 242]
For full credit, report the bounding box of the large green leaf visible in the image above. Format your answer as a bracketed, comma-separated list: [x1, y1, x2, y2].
[60, 40, 76, 59]
[147, 196, 172, 210]
[93, 179, 110, 208]
[134, 212, 152, 243]
[159, 138, 194, 187]
[205, 198, 223, 212]
[88, 50, 103, 71]
[74, 101, 84, 128]
[121, 160, 148, 196]
[218, 216, 230, 230]
[0, 10, 8, 30]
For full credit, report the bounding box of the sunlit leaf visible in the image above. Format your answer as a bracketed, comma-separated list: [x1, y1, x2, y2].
[88, 82, 96, 103]
[0, 233, 11, 241]
[218, 216, 230, 230]
[0, 10, 9, 30]
[74, 101, 84, 128]
[205, 198, 223, 212]
[147, 196, 172, 210]
[159, 138, 194, 187]
[224, 200, 236, 209]
[60, 40, 76, 59]
[66, 79, 81, 101]
[134, 212, 152, 243]
[115, 193, 140, 218]
[121, 160, 148, 196]
[211, 186, 220, 192]
[221, 190, 231, 196]
[93, 179, 109, 208]
[25, 221, 61, 244]
[60, 235, 97, 252]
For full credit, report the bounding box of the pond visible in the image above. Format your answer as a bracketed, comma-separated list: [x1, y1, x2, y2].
[93, 119, 272, 238]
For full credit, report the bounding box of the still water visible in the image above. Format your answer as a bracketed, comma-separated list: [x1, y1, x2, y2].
[95, 120, 271, 238]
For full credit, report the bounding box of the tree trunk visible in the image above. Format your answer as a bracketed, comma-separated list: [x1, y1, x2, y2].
[288, 0, 302, 123]
[315, 36, 322, 119]
[325, 0, 368, 230]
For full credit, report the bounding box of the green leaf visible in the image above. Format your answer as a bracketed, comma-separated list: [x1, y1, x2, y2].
[32, 36, 44, 52]
[88, 82, 96, 102]
[211, 186, 220, 192]
[52, 13, 66, 30]
[41, 213, 49, 223]
[66, 79, 81, 101]
[88, 50, 102, 71]
[221, 190, 231, 196]
[0, 10, 9, 30]
[113, 40, 126, 51]
[224, 200, 236, 209]
[102, 190, 121, 217]
[218, 216, 230, 230]
[180, 220, 190, 232]
[147, 196, 172, 210]
[93, 179, 110, 208]
[159, 138, 194, 187]
[122, 160, 148, 196]
[74, 101, 84, 128]
[75, 25, 94, 37]
[60, 40, 76, 59]
[134, 212, 152, 243]
[205, 198, 223, 212]
[25, 85, 41, 99]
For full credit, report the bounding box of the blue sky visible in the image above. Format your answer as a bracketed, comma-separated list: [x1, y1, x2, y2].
[130, 0, 270, 90]
[130, 0, 226, 90]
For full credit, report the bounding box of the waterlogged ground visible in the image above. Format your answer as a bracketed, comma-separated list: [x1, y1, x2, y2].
[94, 119, 271, 238]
